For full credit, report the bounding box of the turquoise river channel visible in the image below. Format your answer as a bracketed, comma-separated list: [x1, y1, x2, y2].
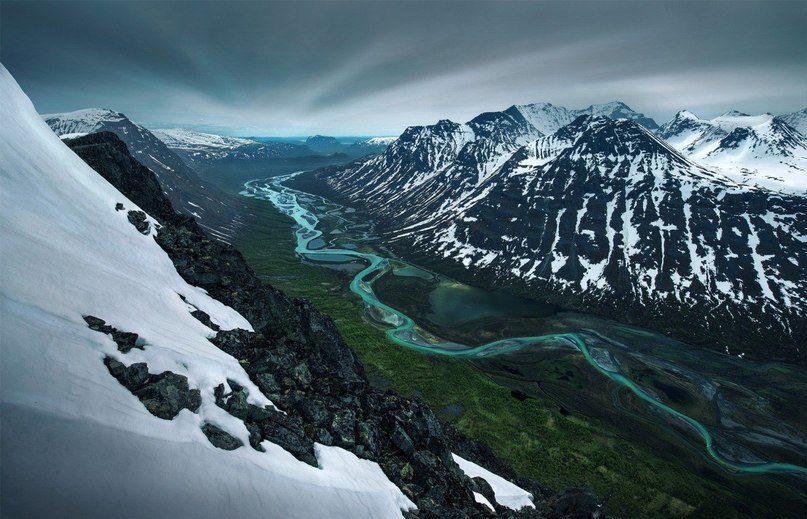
[242, 173, 807, 477]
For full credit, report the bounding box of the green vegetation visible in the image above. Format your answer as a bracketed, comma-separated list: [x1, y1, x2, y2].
[234, 196, 802, 518]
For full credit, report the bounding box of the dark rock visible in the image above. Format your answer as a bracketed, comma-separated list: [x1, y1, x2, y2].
[471, 477, 497, 511]
[110, 330, 140, 353]
[127, 210, 150, 234]
[330, 409, 357, 448]
[135, 372, 201, 419]
[511, 389, 529, 401]
[223, 388, 250, 420]
[548, 488, 602, 519]
[83, 315, 143, 353]
[104, 356, 200, 420]
[202, 423, 242, 450]
[191, 309, 220, 331]
[255, 373, 281, 396]
[255, 406, 318, 467]
[292, 362, 312, 387]
[104, 358, 149, 389]
[115, 202, 125, 211]
[392, 424, 415, 455]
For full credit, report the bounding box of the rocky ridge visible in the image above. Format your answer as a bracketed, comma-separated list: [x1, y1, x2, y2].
[292, 114, 807, 364]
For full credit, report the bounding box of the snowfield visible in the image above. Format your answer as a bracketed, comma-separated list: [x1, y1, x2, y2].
[0, 64, 416, 518]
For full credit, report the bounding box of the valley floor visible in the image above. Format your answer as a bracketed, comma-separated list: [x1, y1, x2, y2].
[232, 190, 807, 518]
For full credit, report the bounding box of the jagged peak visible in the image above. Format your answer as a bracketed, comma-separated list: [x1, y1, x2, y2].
[719, 109, 751, 118]
[674, 109, 701, 121]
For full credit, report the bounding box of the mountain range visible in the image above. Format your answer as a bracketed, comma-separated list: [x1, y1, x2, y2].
[657, 110, 807, 192]
[294, 101, 807, 363]
[151, 128, 392, 188]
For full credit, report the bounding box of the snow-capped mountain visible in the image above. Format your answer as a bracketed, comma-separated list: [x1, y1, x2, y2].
[43, 108, 243, 242]
[314, 102, 657, 230]
[153, 128, 312, 161]
[354, 136, 397, 147]
[2, 65, 549, 518]
[306, 113, 807, 363]
[657, 110, 807, 193]
[777, 107, 807, 136]
[515, 101, 658, 135]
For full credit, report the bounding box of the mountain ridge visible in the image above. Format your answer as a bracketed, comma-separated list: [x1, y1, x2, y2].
[294, 111, 807, 363]
[43, 107, 246, 243]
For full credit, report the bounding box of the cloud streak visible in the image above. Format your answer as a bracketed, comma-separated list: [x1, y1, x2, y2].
[2, 0, 805, 135]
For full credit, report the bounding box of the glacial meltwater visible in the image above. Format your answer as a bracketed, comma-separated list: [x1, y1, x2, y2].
[242, 173, 807, 477]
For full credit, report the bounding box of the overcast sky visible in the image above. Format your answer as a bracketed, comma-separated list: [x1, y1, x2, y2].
[2, 0, 805, 136]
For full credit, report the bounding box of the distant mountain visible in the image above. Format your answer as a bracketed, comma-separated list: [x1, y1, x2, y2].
[153, 128, 313, 161]
[658, 110, 807, 193]
[305, 135, 342, 153]
[348, 136, 396, 154]
[43, 108, 244, 242]
[777, 107, 807, 136]
[152, 127, 315, 179]
[299, 112, 807, 363]
[515, 101, 658, 134]
[353, 136, 397, 147]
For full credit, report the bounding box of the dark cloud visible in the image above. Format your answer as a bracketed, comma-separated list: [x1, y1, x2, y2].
[2, 0, 805, 135]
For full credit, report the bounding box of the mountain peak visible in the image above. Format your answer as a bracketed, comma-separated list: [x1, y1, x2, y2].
[674, 110, 700, 120]
[719, 110, 751, 118]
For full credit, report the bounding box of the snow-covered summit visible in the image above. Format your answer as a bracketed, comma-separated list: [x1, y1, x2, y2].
[42, 107, 127, 134]
[152, 128, 256, 150]
[356, 136, 397, 146]
[512, 100, 659, 136]
[658, 109, 807, 193]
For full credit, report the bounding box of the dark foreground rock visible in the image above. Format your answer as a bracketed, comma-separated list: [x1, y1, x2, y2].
[103, 357, 201, 419]
[69, 131, 604, 518]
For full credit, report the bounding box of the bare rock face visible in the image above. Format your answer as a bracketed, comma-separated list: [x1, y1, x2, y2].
[103, 357, 201, 420]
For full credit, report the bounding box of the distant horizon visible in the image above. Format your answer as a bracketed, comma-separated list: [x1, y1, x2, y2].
[35, 96, 805, 140]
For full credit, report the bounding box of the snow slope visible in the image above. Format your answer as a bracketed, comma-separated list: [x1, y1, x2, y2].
[0, 64, 414, 518]
[453, 454, 534, 510]
[778, 108, 807, 136]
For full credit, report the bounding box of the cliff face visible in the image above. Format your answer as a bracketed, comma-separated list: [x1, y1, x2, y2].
[65, 132, 601, 519]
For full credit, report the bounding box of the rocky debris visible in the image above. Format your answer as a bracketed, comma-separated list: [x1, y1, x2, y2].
[201, 423, 242, 451]
[115, 202, 124, 211]
[104, 357, 201, 419]
[83, 315, 142, 353]
[127, 210, 150, 234]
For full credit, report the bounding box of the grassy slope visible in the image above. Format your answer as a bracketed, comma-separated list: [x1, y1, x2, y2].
[234, 196, 791, 518]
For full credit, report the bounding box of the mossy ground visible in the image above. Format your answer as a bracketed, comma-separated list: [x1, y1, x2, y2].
[233, 195, 801, 518]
